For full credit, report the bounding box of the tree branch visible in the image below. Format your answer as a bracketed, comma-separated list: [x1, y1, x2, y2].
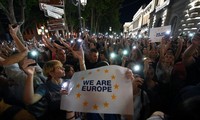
[0, 2, 10, 19]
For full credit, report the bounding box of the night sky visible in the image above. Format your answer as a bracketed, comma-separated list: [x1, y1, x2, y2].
[120, 0, 151, 24]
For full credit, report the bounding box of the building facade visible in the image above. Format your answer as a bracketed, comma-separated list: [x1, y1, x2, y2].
[124, 0, 200, 38]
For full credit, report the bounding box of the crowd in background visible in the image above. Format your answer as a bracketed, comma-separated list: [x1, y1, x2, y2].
[0, 24, 200, 120]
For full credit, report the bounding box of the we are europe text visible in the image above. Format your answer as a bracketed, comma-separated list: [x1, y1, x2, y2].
[81, 80, 112, 92]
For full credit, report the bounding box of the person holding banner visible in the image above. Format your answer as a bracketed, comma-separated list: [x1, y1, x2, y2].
[23, 41, 86, 120]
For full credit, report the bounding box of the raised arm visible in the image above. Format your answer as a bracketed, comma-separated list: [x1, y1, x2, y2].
[174, 36, 184, 61]
[9, 25, 26, 52]
[0, 25, 28, 66]
[182, 34, 200, 66]
[71, 43, 86, 71]
[41, 35, 57, 53]
[22, 59, 43, 105]
[159, 38, 166, 62]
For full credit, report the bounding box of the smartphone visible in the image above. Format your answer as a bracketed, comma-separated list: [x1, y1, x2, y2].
[27, 51, 38, 66]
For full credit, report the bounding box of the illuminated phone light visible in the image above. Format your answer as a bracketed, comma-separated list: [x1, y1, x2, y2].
[166, 30, 171, 34]
[143, 57, 147, 61]
[133, 46, 137, 49]
[77, 38, 82, 42]
[70, 40, 74, 43]
[189, 33, 194, 37]
[31, 50, 38, 56]
[110, 53, 116, 59]
[133, 65, 140, 72]
[62, 82, 68, 88]
[123, 50, 128, 55]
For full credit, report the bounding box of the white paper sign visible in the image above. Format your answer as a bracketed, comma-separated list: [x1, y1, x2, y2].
[60, 65, 133, 115]
[149, 25, 171, 42]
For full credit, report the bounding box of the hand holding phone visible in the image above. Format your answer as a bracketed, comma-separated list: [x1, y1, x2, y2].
[27, 51, 38, 66]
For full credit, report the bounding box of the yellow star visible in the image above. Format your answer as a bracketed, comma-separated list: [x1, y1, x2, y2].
[114, 84, 119, 90]
[96, 69, 100, 72]
[111, 75, 116, 80]
[81, 77, 85, 80]
[111, 94, 117, 100]
[103, 102, 109, 108]
[104, 69, 109, 73]
[76, 83, 80, 88]
[88, 72, 92, 75]
[83, 101, 88, 107]
[93, 104, 99, 110]
[76, 93, 81, 98]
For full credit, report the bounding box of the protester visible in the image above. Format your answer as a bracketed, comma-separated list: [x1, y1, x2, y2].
[0, 24, 36, 120]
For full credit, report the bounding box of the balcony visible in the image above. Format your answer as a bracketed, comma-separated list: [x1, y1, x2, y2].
[155, 0, 170, 13]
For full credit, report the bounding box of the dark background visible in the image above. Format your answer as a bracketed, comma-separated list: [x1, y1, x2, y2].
[120, 0, 151, 24]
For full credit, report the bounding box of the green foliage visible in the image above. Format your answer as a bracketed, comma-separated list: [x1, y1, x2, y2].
[82, 0, 124, 33]
[0, 0, 125, 34]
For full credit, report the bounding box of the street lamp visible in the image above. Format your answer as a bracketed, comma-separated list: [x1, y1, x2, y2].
[72, 0, 87, 37]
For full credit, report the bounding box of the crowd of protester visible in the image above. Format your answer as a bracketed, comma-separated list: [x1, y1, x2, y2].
[0, 24, 200, 120]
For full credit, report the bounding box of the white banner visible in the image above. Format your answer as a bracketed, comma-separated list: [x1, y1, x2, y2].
[60, 65, 134, 115]
[46, 10, 62, 19]
[149, 25, 171, 42]
[40, 3, 64, 15]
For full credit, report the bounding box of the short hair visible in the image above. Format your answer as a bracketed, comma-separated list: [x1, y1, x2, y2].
[100, 50, 107, 57]
[43, 60, 63, 77]
[63, 64, 73, 73]
[95, 61, 109, 68]
[90, 48, 98, 53]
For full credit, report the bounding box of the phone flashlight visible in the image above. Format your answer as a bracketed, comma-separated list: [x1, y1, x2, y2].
[133, 45, 137, 49]
[166, 30, 171, 35]
[123, 50, 128, 55]
[143, 57, 147, 61]
[61, 82, 69, 90]
[138, 34, 142, 38]
[61, 81, 73, 95]
[27, 50, 38, 66]
[28, 50, 38, 61]
[70, 40, 74, 44]
[77, 38, 83, 42]
[133, 64, 141, 72]
[110, 52, 116, 59]
[189, 33, 194, 37]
